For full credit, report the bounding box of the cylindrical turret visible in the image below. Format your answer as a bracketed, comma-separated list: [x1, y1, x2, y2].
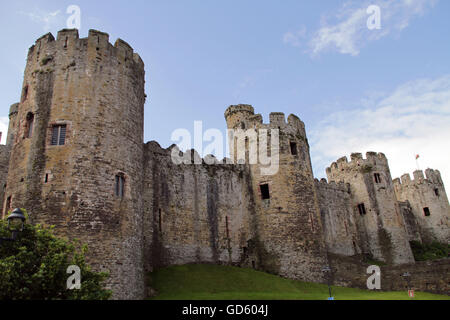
[327, 152, 415, 264]
[225, 106, 328, 282]
[4, 29, 146, 299]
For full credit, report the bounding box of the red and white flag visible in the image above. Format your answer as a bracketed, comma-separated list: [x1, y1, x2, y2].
[415, 154, 420, 160]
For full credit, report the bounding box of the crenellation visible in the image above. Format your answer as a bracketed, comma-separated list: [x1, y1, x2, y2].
[401, 173, 411, 184]
[56, 29, 80, 43]
[269, 112, 286, 126]
[413, 170, 425, 181]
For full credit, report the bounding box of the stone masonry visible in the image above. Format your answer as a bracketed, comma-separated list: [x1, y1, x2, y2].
[0, 29, 449, 299]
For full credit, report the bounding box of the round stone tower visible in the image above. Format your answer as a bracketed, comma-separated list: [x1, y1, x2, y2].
[3, 29, 146, 299]
[225, 105, 328, 283]
[327, 152, 415, 264]
[394, 169, 450, 243]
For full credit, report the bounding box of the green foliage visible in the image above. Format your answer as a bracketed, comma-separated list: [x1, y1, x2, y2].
[360, 164, 373, 174]
[0, 219, 111, 300]
[362, 254, 387, 266]
[148, 264, 450, 300]
[410, 241, 449, 261]
[40, 55, 53, 66]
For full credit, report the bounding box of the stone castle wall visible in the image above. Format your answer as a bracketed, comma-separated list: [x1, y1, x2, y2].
[315, 178, 361, 256]
[142, 141, 256, 270]
[329, 254, 450, 295]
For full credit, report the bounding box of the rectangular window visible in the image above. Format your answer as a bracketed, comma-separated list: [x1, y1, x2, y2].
[290, 142, 298, 156]
[374, 173, 382, 183]
[115, 175, 125, 198]
[423, 207, 431, 217]
[51, 125, 67, 146]
[434, 189, 439, 197]
[260, 184, 270, 200]
[358, 203, 366, 215]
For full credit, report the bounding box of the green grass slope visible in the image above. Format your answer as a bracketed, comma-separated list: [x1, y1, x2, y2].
[148, 264, 450, 300]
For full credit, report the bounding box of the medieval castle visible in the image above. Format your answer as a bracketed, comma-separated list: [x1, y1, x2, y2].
[1, 29, 449, 299]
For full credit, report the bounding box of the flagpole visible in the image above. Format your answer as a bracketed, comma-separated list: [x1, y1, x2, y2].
[415, 155, 420, 171]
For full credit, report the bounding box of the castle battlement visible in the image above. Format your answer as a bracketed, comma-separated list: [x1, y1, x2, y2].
[314, 178, 351, 193]
[27, 29, 144, 72]
[394, 169, 443, 187]
[145, 140, 243, 167]
[225, 104, 306, 138]
[326, 151, 388, 177]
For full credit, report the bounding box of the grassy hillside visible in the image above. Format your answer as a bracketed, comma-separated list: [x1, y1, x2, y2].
[148, 264, 450, 300]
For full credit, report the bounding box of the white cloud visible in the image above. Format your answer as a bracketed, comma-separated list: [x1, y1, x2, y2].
[282, 27, 307, 48]
[0, 117, 9, 145]
[310, 75, 450, 189]
[285, 0, 438, 56]
[19, 9, 63, 32]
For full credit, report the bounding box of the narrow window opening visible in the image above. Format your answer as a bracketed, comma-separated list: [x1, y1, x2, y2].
[358, 203, 366, 215]
[115, 174, 125, 198]
[26, 112, 34, 138]
[225, 216, 230, 238]
[64, 37, 68, 48]
[374, 173, 382, 184]
[44, 174, 49, 183]
[434, 189, 440, 197]
[158, 208, 162, 232]
[290, 141, 298, 156]
[51, 124, 67, 146]
[423, 207, 431, 217]
[260, 184, 270, 200]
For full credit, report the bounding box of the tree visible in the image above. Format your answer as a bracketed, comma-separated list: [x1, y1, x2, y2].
[0, 215, 112, 300]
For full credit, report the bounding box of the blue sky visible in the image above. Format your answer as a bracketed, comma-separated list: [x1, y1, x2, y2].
[1, 0, 449, 187]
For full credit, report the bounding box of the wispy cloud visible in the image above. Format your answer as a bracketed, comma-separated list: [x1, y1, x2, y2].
[19, 9, 63, 32]
[282, 27, 307, 48]
[284, 0, 438, 56]
[310, 75, 450, 189]
[232, 69, 273, 100]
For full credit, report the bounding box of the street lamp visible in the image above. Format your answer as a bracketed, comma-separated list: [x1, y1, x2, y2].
[0, 208, 26, 245]
[322, 266, 333, 300]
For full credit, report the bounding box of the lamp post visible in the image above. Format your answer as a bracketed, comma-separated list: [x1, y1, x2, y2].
[322, 266, 333, 300]
[402, 272, 411, 290]
[402, 272, 413, 298]
[0, 208, 26, 245]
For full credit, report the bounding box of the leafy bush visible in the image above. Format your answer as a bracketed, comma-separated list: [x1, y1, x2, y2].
[410, 241, 449, 261]
[0, 218, 111, 300]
